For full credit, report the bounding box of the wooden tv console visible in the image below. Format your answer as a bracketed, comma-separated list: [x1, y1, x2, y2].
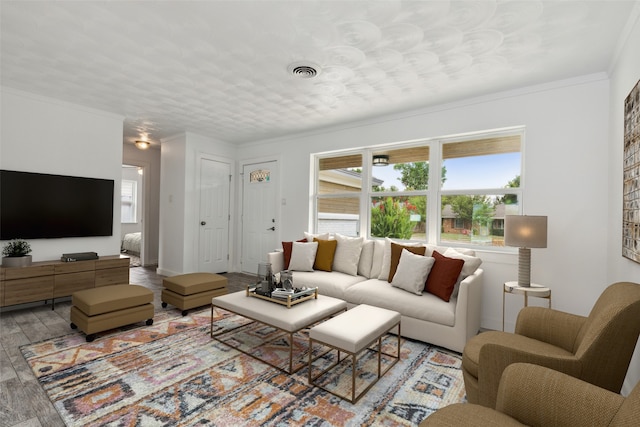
[0, 255, 129, 309]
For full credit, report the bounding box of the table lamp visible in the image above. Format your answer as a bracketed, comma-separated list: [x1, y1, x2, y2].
[504, 215, 547, 287]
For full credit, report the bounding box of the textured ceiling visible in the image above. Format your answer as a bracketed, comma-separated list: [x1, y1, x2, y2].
[1, 1, 638, 147]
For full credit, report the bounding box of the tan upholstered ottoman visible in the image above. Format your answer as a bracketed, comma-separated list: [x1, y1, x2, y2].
[70, 284, 154, 342]
[161, 272, 228, 316]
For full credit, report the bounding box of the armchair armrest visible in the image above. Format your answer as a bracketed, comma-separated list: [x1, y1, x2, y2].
[477, 339, 582, 407]
[515, 307, 586, 353]
[497, 363, 624, 426]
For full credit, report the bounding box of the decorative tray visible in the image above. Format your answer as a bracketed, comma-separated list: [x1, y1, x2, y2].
[246, 285, 318, 308]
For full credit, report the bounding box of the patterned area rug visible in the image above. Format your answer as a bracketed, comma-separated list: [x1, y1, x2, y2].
[20, 307, 466, 426]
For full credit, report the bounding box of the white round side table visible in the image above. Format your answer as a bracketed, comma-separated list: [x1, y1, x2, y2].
[502, 281, 551, 331]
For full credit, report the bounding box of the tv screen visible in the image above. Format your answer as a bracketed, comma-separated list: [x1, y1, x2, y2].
[0, 170, 114, 240]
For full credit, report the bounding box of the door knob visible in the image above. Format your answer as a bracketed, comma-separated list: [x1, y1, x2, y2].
[267, 226, 275, 231]
[201, 221, 206, 226]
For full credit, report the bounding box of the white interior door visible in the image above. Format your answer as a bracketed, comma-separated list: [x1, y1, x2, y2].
[242, 161, 278, 274]
[198, 158, 230, 273]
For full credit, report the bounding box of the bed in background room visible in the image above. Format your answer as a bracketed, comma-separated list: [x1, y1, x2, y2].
[121, 231, 141, 256]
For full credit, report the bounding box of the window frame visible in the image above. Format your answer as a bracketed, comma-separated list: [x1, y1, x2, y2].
[121, 179, 138, 224]
[312, 127, 524, 250]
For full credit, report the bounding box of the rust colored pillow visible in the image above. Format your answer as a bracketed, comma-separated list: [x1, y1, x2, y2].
[313, 238, 338, 272]
[388, 242, 426, 282]
[425, 250, 465, 302]
[282, 239, 306, 269]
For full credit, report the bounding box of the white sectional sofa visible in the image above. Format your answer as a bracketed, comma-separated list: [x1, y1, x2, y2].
[268, 236, 483, 353]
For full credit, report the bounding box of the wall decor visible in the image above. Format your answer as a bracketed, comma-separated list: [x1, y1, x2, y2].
[623, 79, 640, 263]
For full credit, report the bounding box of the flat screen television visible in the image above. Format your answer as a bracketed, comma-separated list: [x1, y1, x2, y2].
[0, 170, 114, 240]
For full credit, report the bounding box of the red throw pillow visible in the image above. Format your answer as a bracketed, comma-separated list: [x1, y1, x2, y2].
[388, 242, 426, 282]
[425, 250, 464, 302]
[282, 239, 306, 269]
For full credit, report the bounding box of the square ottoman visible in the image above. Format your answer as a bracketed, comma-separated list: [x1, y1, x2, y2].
[308, 304, 401, 403]
[162, 272, 228, 316]
[70, 284, 154, 342]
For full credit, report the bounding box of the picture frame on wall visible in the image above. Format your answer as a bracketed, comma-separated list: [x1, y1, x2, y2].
[623, 79, 640, 263]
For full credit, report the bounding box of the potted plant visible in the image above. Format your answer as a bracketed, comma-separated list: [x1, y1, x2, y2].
[2, 239, 32, 267]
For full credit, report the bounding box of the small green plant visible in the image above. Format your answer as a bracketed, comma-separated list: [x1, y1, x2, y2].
[2, 239, 32, 257]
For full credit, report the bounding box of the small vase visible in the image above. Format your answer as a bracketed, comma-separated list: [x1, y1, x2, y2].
[2, 255, 32, 267]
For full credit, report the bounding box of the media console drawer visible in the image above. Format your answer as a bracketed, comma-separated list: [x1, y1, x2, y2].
[0, 255, 129, 308]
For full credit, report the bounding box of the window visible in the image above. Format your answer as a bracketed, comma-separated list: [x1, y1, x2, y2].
[313, 129, 523, 249]
[316, 154, 362, 236]
[121, 179, 137, 223]
[440, 135, 521, 247]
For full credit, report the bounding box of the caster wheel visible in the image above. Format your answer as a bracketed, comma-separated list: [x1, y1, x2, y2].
[181, 310, 188, 317]
[161, 302, 167, 308]
[146, 318, 154, 326]
[86, 334, 96, 342]
[70, 323, 77, 330]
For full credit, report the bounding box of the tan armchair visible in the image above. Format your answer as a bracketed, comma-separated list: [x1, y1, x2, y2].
[420, 363, 640, 426]
[462, 281, 640, 408]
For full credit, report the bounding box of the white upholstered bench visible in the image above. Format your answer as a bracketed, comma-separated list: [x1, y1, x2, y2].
[308, 304, 401, 403]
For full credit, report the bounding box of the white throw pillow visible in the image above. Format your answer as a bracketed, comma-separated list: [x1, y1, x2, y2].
[288, 242, 318, 272]
[378, 237, 424, 280]
[391, 249, 435, 295]
[443, 247, 482, 298]
[369, 239, 385, 279]
[332, 234, 364, 276]
[304, 232, 330, 242]
[357, 239, 375, 278]
[443, 248, 482, 277]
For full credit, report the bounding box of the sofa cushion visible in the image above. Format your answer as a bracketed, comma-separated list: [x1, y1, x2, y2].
[289, 242, 318, 271]
[357, 239, 375, 278]
[388, 242, 427, 282]
[304, 231, 329, 242]
[291, 270, 366, 300]
[425, 250, 465, 302]
[312, 238, 337, 271]
[345, 279, 456, 326]
[444, 247, 482, 277]
[332, 234, 363, 276]
[370, 239, 386, 279]
[391, 249, 435, 295]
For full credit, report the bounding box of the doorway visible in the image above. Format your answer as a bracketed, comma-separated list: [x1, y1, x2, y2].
[241, 160, 278, 274]
[121, 164, 144, 266]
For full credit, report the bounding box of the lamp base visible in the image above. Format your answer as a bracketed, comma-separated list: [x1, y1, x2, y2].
[517, 247, 531, 287]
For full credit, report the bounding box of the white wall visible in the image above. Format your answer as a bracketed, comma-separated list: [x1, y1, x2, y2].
[607, 7, 640, 396]
[157, 132, 236, 276]
[238, 75, 611, 327]
[0, 88, 124, 260]
[123, 144, 161, 265]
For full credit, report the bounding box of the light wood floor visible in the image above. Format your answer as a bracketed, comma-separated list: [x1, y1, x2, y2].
[0, 266, 252, 427]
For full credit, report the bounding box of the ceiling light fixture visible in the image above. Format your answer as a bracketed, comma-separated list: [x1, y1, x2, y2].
[288, 62, 321, 79]
[135, 140, 150, 150]
[372, 154, 389, 166]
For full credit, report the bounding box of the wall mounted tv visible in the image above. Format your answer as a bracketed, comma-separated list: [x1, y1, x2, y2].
[0, 170, 114, 240]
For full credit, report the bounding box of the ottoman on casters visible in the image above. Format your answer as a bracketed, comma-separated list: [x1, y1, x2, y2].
[161, 272, 228, 316]
[70, 284, 154, 342]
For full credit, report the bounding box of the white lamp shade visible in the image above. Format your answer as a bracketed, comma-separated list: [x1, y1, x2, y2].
[504, 215, 547, 248]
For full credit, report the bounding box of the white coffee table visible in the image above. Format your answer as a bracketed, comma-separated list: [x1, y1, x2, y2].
[211, 291, 347, 373]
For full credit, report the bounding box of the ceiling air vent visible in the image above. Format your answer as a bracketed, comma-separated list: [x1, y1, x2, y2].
[288, 62, 321, 79]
